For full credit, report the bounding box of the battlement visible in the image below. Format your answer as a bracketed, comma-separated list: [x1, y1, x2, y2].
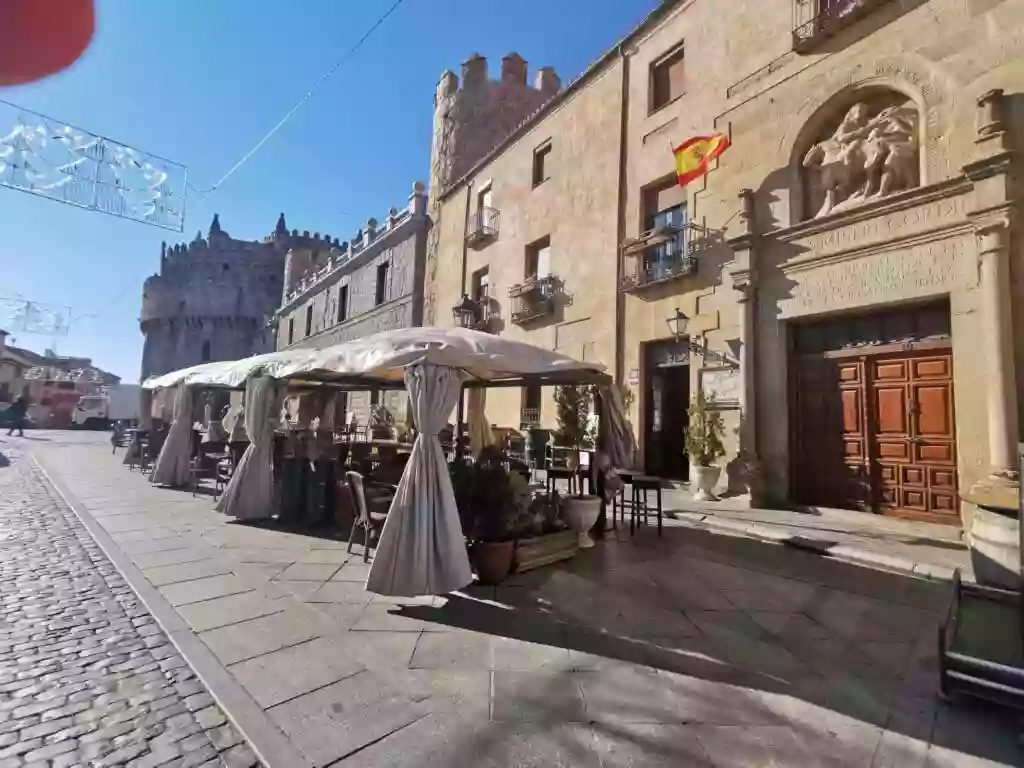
[281, 180, 428, 307]
[433, 53, 561, 190]
[436, 52, 560, 103]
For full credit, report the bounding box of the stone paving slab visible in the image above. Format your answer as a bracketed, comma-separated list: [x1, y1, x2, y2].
[0, 439, 261, 768]
[22, 433, 1024, 767]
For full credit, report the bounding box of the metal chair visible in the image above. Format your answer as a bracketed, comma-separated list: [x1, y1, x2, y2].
[546, 467, 578, 498]
[345, 471, 390, 562]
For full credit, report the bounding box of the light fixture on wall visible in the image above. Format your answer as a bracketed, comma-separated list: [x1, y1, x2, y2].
[665, 307, 709, 357]
[665, 308, 689, 339]
[452, 294, 481, 329]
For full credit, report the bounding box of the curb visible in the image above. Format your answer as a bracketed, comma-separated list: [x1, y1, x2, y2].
[32, 451, 313, 768]
[674, 511, 964, 583]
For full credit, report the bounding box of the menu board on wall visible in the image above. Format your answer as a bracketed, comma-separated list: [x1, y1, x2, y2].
[699, 366, 740, 408]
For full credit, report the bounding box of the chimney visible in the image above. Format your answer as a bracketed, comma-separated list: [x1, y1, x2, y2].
[501, 53, 527, 86]
[461, 53, 487, 88]
[535, 66, 561, 96]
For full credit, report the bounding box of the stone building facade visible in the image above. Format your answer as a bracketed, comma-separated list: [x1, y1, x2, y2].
[140, 214, 336, 380]
[274, 182, 430, 424]
[426, 0, 1024, 528]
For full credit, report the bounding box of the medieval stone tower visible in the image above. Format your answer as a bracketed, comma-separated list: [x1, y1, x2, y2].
[423, 53, 561, 324]
[139, 214, 340, 379]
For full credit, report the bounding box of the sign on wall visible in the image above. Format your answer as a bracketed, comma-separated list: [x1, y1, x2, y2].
[699, 365, 740, 408]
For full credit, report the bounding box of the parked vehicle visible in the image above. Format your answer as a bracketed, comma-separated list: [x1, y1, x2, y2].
[72, 385, 141, 430]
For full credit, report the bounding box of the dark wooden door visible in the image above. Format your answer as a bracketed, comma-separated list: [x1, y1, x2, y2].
[792, 347, 957, 523]
[871, 352, 958, 521]
[791, 356, 870, 511]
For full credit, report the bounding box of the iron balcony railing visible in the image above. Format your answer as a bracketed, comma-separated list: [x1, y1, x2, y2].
[520, 407, 540, 426]
[508, 275, 558, 324]
[620, 222, 707, 292]
[466, 207, 500, 247]
[792, 0, 889, 50]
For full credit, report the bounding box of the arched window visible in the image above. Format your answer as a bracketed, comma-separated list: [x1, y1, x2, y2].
[201, 340, 211, 362]
[797, 88, 920, 221]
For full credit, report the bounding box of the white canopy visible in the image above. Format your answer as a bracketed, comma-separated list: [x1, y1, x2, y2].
[143, 327, 610, 598]
[145, 328, 606, 391]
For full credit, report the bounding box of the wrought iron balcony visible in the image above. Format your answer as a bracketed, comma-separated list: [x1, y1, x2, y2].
[466, 207, 500, 248]
[508, 275, 558, 325]
[520, 407, 540, 426]
[792, 0, 890, 51]
[619, 222, 707, 293]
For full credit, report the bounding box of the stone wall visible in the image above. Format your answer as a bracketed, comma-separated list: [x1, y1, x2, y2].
[425, 0, 1024, 521]
[430, 58, 623, 431]
[275, 183, 429, 426]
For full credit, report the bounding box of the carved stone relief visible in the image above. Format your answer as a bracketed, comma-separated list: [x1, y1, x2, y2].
[802, 95, 920, 219]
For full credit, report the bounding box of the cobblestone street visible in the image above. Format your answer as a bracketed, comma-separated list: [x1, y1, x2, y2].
[0, 442, 260, 768]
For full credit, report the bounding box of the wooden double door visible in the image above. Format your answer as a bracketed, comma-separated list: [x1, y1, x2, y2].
[791, 346, 958, 523]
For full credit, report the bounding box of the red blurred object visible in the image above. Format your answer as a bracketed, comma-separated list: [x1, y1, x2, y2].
[0, 0, 95, 86]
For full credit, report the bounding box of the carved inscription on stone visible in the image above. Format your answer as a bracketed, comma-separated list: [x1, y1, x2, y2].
[795, 194, 965, 257]
[779, 237, 974, 317]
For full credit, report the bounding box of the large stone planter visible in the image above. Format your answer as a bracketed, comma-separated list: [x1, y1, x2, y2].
[690, 465, 721, 502]
[564, 495, 602, 549]
[514, 530, 578, 573]
[969, 504, 1021, 590]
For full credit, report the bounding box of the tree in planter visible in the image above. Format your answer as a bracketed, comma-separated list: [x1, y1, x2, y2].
[553, 384, 592, 452]
[684, 391, 726, 501]
[554, 384, 602, 545]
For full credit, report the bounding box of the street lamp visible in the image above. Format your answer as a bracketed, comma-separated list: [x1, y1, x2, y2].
[665, 308, 689, 338]
[452, 294, 480, 329]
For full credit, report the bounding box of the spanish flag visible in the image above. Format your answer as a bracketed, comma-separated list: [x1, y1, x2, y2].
[673, 133, 730, 187]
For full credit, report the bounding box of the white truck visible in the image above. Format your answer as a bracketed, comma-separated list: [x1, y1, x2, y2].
[73, 385, 141, 429]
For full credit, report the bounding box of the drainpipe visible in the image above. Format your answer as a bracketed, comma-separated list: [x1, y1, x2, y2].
[459, 182, 474, 297]
[613, 44, 630, 386]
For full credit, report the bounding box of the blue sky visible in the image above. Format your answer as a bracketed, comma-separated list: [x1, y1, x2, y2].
[0, 0, 656, 381]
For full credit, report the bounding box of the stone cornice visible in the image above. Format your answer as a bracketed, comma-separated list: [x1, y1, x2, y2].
[770, 177, 973, 244]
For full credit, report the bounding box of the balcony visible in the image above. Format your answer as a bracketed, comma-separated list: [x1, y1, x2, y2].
[520, 407, 540, 426]
[466, 207, 500, 248]
[620, 222, 707, 293]
[792, 0, 891, 51]
[508, 275, 558, 325]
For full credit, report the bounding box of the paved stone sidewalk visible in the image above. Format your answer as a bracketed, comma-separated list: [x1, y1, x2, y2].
[0, 442, 261, 768]
[20, 432, 1024, 767]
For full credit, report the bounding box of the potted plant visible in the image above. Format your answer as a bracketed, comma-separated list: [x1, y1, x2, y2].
[553, 384, 602, 547]
[685, 391, 726, 501]
[455, 448, 519, 584]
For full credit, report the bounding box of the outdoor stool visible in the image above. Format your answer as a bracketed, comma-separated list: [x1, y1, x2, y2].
[612, 470, 636, 530]
[630, 476, 663, 537]
[546, 467, 577, 498]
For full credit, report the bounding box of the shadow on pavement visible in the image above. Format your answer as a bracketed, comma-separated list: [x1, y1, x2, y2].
[395, 526, 1024, 766]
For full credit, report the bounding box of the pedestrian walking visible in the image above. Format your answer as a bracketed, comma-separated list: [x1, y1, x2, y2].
[5, 396, 28, 437]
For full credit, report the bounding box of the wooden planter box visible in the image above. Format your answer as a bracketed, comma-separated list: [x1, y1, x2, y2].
[939, 569, 1024, 710]
[514, 530, 578, 573]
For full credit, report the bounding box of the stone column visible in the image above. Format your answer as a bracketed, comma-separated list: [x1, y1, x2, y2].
[726, 189, 762, 502]
[976, 218, 1019, 485]
[964, 88, 1019, 490]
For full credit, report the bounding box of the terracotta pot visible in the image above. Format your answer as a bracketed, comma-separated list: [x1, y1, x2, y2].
[564, 495, 602, 548]
[472, 540, 515, 584]
[690, 465, 721, 502]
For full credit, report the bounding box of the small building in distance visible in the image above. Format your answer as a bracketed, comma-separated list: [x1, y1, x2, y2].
[273, 181, 430, 426]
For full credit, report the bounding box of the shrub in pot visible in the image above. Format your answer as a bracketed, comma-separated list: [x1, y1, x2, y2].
[455, 447, 519, 584]
[684, 392, 726, 502]
[554, 384, 601, 545]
